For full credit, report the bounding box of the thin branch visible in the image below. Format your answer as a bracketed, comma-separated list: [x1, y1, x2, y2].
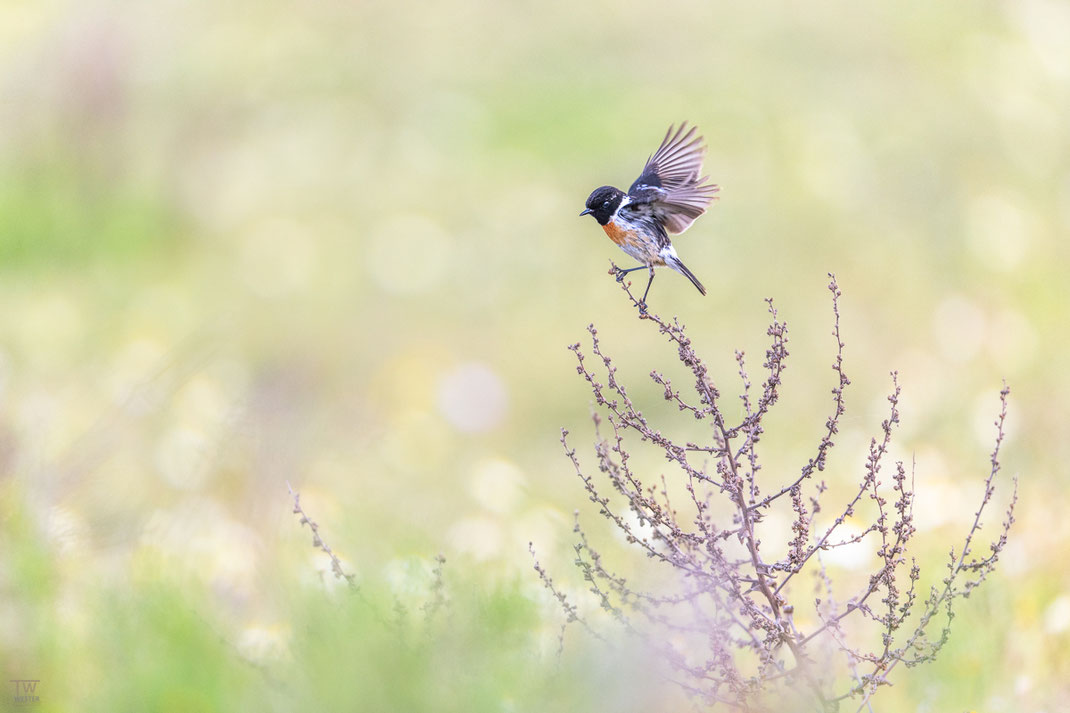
[538, 270, 1015, 712]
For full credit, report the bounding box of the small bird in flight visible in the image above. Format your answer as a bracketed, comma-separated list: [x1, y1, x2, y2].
[580, 123, 719, 310]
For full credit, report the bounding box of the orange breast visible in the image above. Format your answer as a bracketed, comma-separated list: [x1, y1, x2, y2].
[602, 220, 639, 247]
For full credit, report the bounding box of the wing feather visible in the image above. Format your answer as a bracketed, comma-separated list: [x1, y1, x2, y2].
[628, 122, 719, 234]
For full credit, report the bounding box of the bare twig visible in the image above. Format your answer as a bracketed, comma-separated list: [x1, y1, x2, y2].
[537, 270, 1016, 711]
[287, 480, 358, 590]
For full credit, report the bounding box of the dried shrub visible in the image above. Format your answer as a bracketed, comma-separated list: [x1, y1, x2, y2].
[533, 271, 1016, 712]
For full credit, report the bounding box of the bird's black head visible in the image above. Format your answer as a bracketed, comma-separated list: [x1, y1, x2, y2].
[580, 186, 624, 226]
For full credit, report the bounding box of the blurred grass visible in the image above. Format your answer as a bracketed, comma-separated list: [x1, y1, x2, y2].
[1, 497, 682, 713]
[0, 159, 181, 265]
[0, 0, 1068, 709]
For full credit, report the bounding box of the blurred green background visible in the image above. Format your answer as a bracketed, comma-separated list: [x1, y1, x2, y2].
[1, 0, 1067, 710]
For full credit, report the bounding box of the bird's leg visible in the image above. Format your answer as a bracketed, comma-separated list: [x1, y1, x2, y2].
[614, 265, 646, 283]
[638, 266, 656, 313]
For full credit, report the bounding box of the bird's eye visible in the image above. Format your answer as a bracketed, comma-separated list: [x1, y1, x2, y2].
[603, 200, 610, 208]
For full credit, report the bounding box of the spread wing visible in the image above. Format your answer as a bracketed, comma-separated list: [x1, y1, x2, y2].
[627, 122, 719, 234]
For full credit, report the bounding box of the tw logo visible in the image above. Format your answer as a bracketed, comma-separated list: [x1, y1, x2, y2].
[9, 679, 40, 706]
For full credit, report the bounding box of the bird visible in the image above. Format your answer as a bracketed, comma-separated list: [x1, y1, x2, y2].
[580, 122, 719, 311]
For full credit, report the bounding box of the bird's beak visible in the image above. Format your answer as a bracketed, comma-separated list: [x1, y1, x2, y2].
[579, 208, 592, 216]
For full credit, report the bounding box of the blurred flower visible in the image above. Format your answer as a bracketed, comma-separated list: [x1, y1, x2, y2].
[1044, 594, 1070, 634]
[141, 497, 260, 599]
[154, 425, 211, 490]
[447, 516, 502, 561]
[237, 624, 290, 665]
[820, 521, 874, 571]
[47, 505, 86, 555]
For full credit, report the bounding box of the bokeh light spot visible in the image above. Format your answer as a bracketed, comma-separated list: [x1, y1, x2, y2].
[154, 426, 211, 490]
[436, 362, 507, 433]
[933, 295, 986, 363]
[469, 458, 526, 514]
[446, 516, 503, 561]
[1044, 594, 1070, 634]
[967, 192, 1031, 271]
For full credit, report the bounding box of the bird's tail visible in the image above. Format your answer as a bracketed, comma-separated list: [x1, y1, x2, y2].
[665, 254, 706, 296]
